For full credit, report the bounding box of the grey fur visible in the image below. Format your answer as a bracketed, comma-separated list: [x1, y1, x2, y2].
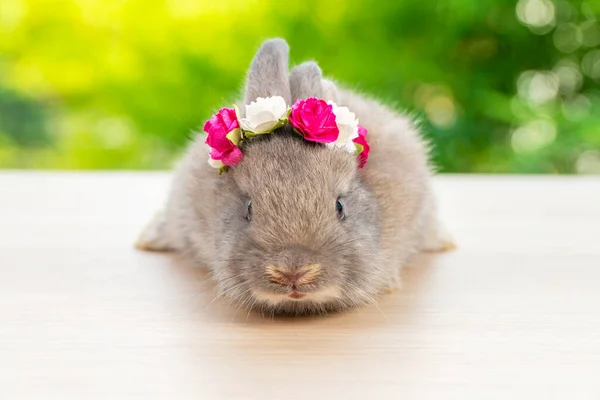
[136, 38, 454, 316]
[289, 61, 323, 101]
[242, 38, 292, 109]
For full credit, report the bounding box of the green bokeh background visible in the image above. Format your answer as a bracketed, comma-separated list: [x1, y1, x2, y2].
[0, 0, 599, 173]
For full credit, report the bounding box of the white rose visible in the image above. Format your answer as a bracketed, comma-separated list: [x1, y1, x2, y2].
[327, 102, 359, 153]
[239, 96, 289, 134]
[207, 157, 224, 169]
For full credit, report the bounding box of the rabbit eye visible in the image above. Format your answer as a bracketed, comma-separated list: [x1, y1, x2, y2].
[246, 200, 252, 221]
[335, 198, 345, 220]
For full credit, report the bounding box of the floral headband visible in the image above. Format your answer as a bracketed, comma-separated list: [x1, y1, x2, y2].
[203, 96, 370, 174]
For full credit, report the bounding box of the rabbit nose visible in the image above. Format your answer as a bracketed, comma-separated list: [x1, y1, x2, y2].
[278, 272, 304, 288]
[265, 264, 321, 288]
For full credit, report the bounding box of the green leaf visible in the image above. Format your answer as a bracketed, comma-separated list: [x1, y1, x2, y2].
[241, 117, 289, 138]
[226, 128, 241, 145]
[354, 142, 364, 156]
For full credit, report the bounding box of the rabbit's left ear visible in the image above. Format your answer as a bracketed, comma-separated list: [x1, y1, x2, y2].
[243, 38, 292, 109]
[289, 61, 323, 102]
[290, 61, 340, 104]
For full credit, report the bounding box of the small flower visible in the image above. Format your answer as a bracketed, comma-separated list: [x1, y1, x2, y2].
[352, 125, 370, 168]
[289, 97, 339, 143]
[208, 158, 224, 169]
[327, 102, 359, 152]
[238, 96, 289, 135]
[204, 107, 243, 168]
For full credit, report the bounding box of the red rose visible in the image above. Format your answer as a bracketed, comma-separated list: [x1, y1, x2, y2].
[204, 107, 243, 167]
[288, 98, 339, 143]
[353, 125, 370, 168]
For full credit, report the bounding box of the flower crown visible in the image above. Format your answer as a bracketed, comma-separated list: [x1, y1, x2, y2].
[203, 96, 370, 174]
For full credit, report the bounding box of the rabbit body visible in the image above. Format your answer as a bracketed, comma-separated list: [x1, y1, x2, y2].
[137, 39, 453, 315]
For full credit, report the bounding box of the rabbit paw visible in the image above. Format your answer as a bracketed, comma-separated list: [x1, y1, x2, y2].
[383, 273, 402, 294]
[422, 222, 456, 253]
[135, 210, 173, 252]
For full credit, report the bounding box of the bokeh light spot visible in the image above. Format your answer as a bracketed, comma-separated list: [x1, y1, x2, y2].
[580, 20, 600, 47]
[561, 94, 592, 121]
[553, 59, 583, 94]
[582, 49, 600, 80]
[511, 119, 557, 154]
[414, 84, 458, 128]
[95, 118, 135, 149]
[553, 23, 582, 53]
[576, 150, 600, 174]
[517, 70, 560, 104]
[516, 0, 556, 31]
[425, 95, 457, 128]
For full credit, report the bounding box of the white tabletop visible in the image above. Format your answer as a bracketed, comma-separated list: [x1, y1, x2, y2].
[1, 172, 599, 399]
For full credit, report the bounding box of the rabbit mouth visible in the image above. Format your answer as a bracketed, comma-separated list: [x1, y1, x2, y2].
[254, 285, 342, 305]
[288, 290, 305, 300]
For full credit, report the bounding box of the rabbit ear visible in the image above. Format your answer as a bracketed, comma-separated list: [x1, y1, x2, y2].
[290, 62, 341, 104]
[289, 61, 324, 101]
[321, 78, 340, 104]
[243, 38, 292, 108]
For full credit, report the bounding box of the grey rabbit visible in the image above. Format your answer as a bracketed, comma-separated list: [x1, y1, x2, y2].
[136, 38, 454, 315]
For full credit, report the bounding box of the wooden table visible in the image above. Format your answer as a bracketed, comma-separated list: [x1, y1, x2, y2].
[1, 172, 599, 399]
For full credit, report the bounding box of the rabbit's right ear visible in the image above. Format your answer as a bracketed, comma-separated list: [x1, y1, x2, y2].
[243, 38, 292, 109]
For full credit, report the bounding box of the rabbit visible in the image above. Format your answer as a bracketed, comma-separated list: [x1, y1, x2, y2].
[135, 38, 454, 315]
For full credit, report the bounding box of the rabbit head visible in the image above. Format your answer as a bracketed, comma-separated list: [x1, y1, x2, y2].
[212, 39, 383, 315]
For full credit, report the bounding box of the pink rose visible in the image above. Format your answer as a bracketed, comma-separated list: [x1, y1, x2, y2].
[288, 98, 339, 143]
[353, 125, 370, 168]
[204, 107, 243, 167]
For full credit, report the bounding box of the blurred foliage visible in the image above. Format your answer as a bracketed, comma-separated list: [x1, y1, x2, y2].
[0, 0, 599, 172]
